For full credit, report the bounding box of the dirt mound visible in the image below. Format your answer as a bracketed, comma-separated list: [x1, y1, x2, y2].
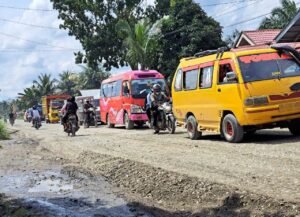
[73, 151, 300, 217]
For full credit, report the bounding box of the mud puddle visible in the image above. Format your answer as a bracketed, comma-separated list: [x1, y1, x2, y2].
[0, 167, 152, 217]
[0, 135, 152, 217]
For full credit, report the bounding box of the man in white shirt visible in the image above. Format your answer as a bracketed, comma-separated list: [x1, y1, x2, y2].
[32, 106, 41, 127]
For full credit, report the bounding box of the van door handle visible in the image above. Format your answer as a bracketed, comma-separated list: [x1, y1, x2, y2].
[217, 88, 221, 92]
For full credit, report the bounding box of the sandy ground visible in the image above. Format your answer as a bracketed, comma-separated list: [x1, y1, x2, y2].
[1, 120, 300, 216]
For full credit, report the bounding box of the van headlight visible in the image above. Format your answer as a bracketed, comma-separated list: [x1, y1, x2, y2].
[130, 105, 144, 114]
[244, 96, 269, 106]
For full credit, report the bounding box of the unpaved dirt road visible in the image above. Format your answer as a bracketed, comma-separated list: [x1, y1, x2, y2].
[1, 120, 300, 216]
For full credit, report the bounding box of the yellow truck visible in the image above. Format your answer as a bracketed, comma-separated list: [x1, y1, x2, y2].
[42, 95, 70, 123]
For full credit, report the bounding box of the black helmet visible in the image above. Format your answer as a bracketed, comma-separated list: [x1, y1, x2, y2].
[32, 105, 36, 110]
[70, 96, 75, 102]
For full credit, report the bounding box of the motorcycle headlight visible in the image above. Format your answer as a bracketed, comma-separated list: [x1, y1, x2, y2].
[130, 105, 144, 114]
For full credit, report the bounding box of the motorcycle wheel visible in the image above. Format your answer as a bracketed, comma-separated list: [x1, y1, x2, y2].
[167, 117, 176, 134]
[71, 125, 76, 137]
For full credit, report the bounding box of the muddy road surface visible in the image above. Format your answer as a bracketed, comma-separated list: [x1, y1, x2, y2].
[1, 120, 300, 216]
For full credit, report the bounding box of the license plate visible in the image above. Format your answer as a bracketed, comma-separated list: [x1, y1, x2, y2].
[279, 102, 300, 112]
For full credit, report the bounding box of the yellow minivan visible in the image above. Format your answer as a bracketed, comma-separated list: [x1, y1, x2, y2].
[172, 45, 300, 142]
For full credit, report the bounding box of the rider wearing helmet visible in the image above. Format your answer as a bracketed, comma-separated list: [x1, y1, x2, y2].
[83, 99, 94, 125]
[150, 84, 168, 133]
[62, 96, 79, 131]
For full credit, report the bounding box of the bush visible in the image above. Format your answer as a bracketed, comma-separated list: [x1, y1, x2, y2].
[0, 121, 9, 140]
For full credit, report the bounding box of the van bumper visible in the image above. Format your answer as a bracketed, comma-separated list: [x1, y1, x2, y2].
[243, 102, 300, 125]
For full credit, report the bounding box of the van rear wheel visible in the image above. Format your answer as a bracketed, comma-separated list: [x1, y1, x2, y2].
[186, 116, 201, 140]
[222, 114, 244, 143]
[288, 119, 300, 136]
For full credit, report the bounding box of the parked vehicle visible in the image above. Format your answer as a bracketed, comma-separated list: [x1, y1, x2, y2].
[100, 70, 167, 129]
[42, 95, 70, 123]
[76, 96, 94, 126]
[153, 102, 176, 134]
[65, 114, 78, 137]
[172, 45, 300, 143]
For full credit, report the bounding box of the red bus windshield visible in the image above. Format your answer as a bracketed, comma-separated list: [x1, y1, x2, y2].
[238, 52, 300, 82]
[131, 78, 166, 99]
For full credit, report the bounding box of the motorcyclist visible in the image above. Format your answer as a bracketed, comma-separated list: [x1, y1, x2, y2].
[32, 106, 41, 127]
[150, 84, 168, 133]
[83, 99, 94, 126]
[62, 96, 79, 131]
[8, 111, 15, 125]
[144, 84, 153, 127]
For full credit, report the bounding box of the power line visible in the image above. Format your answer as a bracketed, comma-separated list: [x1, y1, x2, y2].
[0, 49, 83, 53]
[0, 5, 53, 12]
[0, 18, 60, 30]
[214, 0, 261, 18]
[223, 1, 300, 28]
[0, 32, 79, 50]
[199, 0, 257, 7]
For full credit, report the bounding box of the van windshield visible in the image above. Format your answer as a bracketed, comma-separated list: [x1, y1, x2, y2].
[131, 78, 166, 99]
[238, 52, 300, 83]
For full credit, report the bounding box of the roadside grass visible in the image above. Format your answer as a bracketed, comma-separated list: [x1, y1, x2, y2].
[0, 121, 10, 140]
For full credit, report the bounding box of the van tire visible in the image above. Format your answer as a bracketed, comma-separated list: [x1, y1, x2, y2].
[124, 113, 134, 130]
[106, 114, 115, 128]
[186, 116, 202, 140]
[222, 114, 244, 143]
[288, 119, 300, 136]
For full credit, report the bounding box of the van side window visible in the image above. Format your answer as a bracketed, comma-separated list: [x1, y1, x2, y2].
[183, 69, 198, 90]
[200, 66, 213, 88]
[123, 81, 130, 97]
[174, 69, 183, 91]
[101, 84, 108, 98]
[111, 80, 122, 97]
[218, 61, 237, 84]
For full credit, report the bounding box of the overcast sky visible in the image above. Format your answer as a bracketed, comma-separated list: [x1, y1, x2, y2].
[0, 0, 281, 100]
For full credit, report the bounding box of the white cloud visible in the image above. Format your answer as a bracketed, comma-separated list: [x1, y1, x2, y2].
[0, 0, 82, 100]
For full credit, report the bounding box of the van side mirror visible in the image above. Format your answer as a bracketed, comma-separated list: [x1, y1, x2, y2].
[225, 72, 237, 82]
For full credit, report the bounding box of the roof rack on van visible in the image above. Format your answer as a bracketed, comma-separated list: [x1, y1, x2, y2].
[194, 47, 230, 59]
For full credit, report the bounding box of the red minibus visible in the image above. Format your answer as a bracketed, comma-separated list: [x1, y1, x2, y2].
[100, 70, 167, 129]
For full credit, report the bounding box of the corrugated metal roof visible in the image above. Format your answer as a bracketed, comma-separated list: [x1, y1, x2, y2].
[79, 89, 100, 99]
[276, 10, 300, 43]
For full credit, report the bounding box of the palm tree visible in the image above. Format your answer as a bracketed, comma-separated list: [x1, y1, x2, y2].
[78, 66, 110, 90]
[18, 86, 39, 107]
[116, 18, 159, 70]
[33, 73, 57, 97]
[259, 0, 298, 29]
[57, 71, 77, 95]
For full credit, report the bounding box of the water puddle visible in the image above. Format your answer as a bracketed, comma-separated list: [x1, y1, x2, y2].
[28, 178, 73, 193]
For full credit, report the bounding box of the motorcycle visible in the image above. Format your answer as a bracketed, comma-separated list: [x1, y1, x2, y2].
[9, 117, 14, 126]
[153, 102, 176, 134]
[84, 107, 97, 128]
[66, 114, 79, 137]
[33, 117, 41, 130]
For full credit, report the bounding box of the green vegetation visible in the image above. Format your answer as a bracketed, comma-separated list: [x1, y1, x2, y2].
[260, 0, 298, 29]
[0, 121, 9, 140]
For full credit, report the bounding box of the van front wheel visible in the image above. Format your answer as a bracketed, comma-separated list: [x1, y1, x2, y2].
[288, 119, 300, 136]
[186, 116, 201, 140]
[222, 114, 244, 143]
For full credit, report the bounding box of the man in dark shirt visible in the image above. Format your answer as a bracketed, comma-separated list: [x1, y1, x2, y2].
[62, 96, 79, 131]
